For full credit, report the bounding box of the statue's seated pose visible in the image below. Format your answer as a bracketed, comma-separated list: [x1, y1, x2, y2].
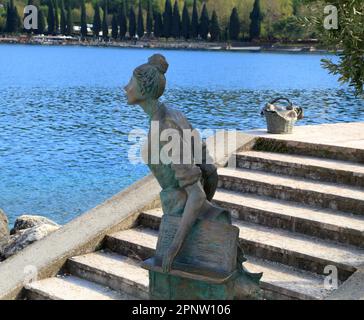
[124, 54, 262, 299]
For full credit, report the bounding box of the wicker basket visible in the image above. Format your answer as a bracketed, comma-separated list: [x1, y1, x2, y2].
[261, 98, 303, 134]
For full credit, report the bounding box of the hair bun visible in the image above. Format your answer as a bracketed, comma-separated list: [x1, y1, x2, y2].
[148, 54, 169, 74]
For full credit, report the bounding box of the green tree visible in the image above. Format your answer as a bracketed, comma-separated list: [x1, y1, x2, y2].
[199, 3, 209, 40]
[93, 3, 101, 37]
[102, 1, 109, 39]
[47, 0, 55, 34]
[137, 1, 144, 38]
[210, 10, 220, 42]
[111, 13, 118, 39]
[35, 7, 45, 34]
[163, 0, 172, 38]
[229, 7, 240, 41]
[80, 0, 87, 38]
[153, 11, 163, 37]
[146, 0, 153, 36]
[190, 0, 198, 39]
[181, 1, 190, 39]
[54, 0, 59, 33]
[171, 0, 180, 38]
[60, 0, 66, 35]
[66, 0, 73, 35]
[119, 0, 127, 39]
[6, 0, 20, 33]
[304, 0, 364, 95]
[129, 6, 136, 38]
[250, 0, 263, 40]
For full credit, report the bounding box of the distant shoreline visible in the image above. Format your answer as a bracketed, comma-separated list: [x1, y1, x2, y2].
[0, 36, 337, 54]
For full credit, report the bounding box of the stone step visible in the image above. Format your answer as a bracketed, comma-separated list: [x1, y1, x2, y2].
[236, 150, 364, 187]
[66, 250, 149, 299]
[24, 275, 132, 300]
[217, 167, 364, 216]
[213, 189, 364, 248]
[252, 137, 364, 164]
[234, 220, 363, 282]
[137, 209, 364, 282]
[105, 227, 334, 300]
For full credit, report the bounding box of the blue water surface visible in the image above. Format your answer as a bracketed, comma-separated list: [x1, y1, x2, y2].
[0, 44, 363, 225]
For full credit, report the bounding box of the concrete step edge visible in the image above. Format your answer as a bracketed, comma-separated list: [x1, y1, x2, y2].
[66, 251, 149, 299]
[106, 226, 336, 300]
[217, 167, 364, 215]
[136, 210, 362, 281]
[24, 275, 130, 300]
[235, 151, 364, 187]
[213, 189, 364, 248]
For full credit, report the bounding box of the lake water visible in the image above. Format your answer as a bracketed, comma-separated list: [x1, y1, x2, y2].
[0, 44, 363, 226]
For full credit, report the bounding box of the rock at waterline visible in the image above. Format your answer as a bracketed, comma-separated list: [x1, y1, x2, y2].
[0, 209, 9, 240]
[10, 215, 59, 235]
[0, 215, 60, 261]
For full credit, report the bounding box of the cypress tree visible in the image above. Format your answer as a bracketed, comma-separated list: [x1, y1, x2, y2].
[181, 1, 190, 40]
[36, 7, 46, 34]
[229, 7, 240, 41]
[102, 1, 109, 39]
[119, 0, 127, 40]
[66, 0, 73, 35]
[93, 3, 101, 37]
[60, 0, 66, 35]
[54, 0, 59, 33]
[111, 13, 118, 39]
[199, 3, 209, 40]
[137, 1, 144, 38]
[47, 0, 55, 34]
[190, 0, 198, 39]
[209, 10, 220, 42]
[249, 0, 263, 40]
[146, 0, 153, 37]
[129, 6, 136, 38]
[162, 0, 172, 38]
[153, 11, 163, 38]
[80, 0, 87, 38]
[6, 0, 20, 33]
[171, 0, 180, 38]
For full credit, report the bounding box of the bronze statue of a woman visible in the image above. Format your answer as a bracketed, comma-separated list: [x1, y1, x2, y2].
[124, 54, 262, 299]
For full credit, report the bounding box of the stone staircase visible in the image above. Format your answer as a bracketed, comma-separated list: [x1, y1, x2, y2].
[24, 139, 364, 300]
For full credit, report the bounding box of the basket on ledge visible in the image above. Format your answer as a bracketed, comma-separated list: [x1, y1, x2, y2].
[261, 97, 303, 134]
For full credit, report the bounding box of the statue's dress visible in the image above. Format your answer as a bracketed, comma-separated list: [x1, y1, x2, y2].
[145, 102, 229, 223]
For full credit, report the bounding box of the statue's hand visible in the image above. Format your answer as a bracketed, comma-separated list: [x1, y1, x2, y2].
[162, 247, 177, 273]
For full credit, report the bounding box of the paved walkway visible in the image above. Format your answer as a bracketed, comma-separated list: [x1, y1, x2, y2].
[246, 122, 364, 149]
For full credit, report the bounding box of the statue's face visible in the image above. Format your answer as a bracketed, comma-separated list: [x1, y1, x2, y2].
[124, 76, 143, 105]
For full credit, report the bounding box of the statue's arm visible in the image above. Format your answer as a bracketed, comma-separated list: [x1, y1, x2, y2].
[162, 176, 206, 273]
[159, 120, 207, 272]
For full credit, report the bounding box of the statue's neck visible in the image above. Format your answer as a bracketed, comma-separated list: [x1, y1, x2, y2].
[139, 99, 160, 120]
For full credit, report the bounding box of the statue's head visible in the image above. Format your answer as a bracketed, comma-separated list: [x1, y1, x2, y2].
[124, 54, 169, 105]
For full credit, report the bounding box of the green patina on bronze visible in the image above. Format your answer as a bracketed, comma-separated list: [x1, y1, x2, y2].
[125, 54, 263, 300]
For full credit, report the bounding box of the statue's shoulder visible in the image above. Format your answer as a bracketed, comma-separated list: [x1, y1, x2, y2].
[156, 103, 192, 131]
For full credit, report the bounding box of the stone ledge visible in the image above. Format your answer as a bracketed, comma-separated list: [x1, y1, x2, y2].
[0, 175, 161, 300]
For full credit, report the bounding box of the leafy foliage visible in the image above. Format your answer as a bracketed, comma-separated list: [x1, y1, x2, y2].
[302, 0, 364, 94]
